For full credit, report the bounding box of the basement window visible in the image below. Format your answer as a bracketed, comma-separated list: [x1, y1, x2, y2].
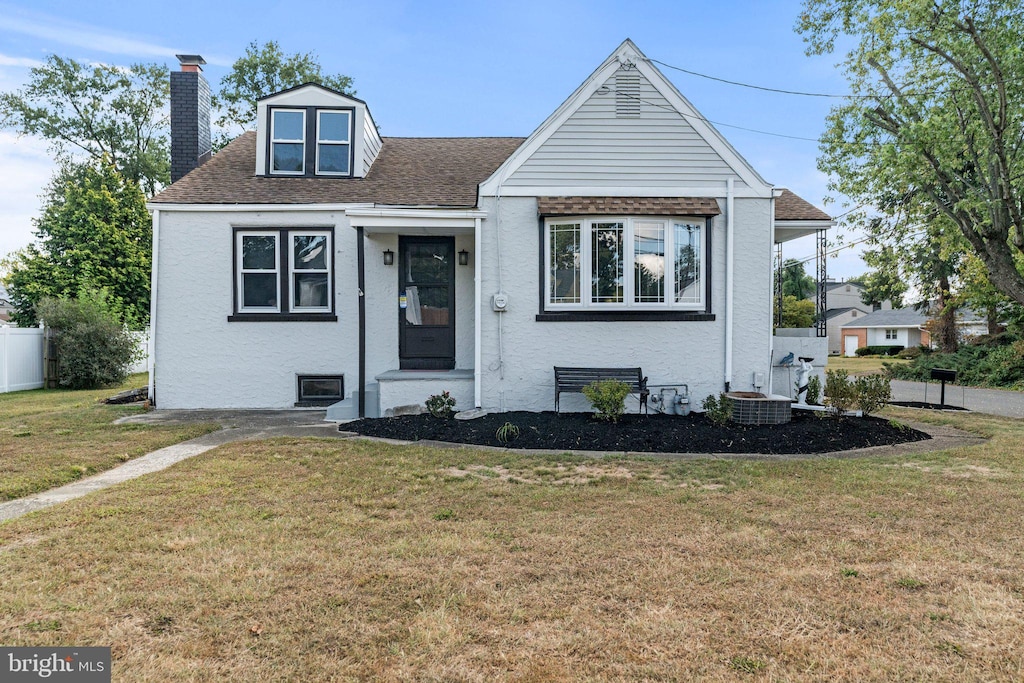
[297, 375, 344, 406]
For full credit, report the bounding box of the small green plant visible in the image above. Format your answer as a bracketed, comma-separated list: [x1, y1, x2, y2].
[841, 568, 860, 578]
[824, 369, 856, 416]
[729, 656, 766, 674]
[425, 391, 456, 419]
[701, 393, 734, 426]
[854, 374, 892, 416]
[896, 577, 926, 590]
[806, 374, 822, 405]
[496, 421, 521, 444]
[582, 379, 631, 422]
[432, 508, 455, 521]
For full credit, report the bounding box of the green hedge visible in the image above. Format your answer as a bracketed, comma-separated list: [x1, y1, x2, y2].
[855, 345, 904, 357]
[885, 333, 1024, 389]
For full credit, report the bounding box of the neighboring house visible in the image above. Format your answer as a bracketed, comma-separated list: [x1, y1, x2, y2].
[824, 279, 892, 313]
[149, 41, 833, 415]
[841, 308, 931, 356]
[824, 307, 866, 356]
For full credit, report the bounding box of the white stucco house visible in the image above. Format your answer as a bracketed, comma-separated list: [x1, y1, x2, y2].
[149, 40, 833, 416]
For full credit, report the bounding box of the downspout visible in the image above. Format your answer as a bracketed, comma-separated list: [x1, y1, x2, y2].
[473, 216, 483, 408]
[148, 209, 160, 406]
[767, 193, 776, 395]
[356, 226, 366, 418]
[724, 178, 735, 392]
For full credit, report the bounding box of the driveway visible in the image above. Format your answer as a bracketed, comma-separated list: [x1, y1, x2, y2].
[891, 380, 1024, 419]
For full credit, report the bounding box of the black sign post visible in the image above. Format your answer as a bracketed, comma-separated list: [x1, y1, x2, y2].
[929, 368, 958, 409]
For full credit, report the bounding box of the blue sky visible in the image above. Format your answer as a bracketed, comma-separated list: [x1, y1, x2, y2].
[0, 0, 867, 277]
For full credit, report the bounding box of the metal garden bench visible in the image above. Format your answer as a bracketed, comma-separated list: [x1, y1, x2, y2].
[553, 366, 649, 413]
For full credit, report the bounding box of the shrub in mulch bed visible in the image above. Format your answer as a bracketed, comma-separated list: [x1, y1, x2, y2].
[342, 410, 929, 455]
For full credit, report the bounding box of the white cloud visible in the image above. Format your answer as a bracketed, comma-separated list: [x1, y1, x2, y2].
[0, 8, 231, 66]
[0, 53, 42, 68]
[0, 132, 53, 260]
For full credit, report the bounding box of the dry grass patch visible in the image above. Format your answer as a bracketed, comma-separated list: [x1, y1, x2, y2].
[0, 410, 1022, 680]
[0, 374, 218, 500]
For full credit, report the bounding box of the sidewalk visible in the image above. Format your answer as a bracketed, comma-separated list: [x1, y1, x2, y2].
[891, 379, 1024, 418]
[0, 410, 344, 523]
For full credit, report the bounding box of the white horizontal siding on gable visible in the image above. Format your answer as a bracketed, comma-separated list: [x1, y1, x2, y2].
[504, 67, 749, 191]
[362, 113, 382, 175]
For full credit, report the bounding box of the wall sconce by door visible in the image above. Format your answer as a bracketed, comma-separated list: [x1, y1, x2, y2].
[383, 249, 394, 266]
[458, 249, 469, 266]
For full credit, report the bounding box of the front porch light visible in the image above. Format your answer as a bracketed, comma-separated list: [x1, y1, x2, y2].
[458, 249, 469, 266]
[383, 249, 394, 266]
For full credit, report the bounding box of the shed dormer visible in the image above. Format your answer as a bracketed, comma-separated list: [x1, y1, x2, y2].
[254, 83, 382, 178]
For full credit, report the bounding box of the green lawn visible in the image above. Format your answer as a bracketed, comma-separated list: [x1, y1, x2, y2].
[826, 355, 908, 375]
[1, 405, 1021, 680]
[0, 374, 218, 500]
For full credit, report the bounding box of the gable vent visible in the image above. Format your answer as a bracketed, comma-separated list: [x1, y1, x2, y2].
[615, 74, 641, 118]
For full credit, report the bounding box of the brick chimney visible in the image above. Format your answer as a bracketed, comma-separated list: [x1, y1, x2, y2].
[170, 54, 212, 183]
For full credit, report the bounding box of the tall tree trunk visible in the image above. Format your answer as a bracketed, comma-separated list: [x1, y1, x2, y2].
[933, 274, 959, 353]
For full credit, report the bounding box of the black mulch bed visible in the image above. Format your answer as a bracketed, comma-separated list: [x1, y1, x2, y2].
[889, 401, 969, 412]
[342, 410, 930, 455]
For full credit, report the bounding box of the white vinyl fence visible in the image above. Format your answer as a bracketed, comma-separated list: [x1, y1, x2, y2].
[0, 325, 150, 394]
[0, 325, 44, 393]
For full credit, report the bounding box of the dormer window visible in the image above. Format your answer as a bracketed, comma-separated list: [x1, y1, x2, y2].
[271, 109, 305, 174]
[316, 111, 351, 175]
[266, 106, 354, 177]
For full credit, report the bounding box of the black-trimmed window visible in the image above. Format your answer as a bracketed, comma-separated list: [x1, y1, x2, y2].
[543, 216, 709, 313]
[267, 106, 354, 177]
[232, 228, 336, 321]
[270, 109, 305, 174]
[297, 374, 344, 406]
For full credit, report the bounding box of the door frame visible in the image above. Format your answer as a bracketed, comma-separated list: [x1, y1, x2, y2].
[398, 236, 456, 370]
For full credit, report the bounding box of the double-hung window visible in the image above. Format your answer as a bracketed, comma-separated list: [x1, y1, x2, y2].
[234, 229, 335, 320]
[544, 216, 708, 314]
[270, 109, 305, 174]
[885, 328, 898, 340]
[316, 111, 351, 175]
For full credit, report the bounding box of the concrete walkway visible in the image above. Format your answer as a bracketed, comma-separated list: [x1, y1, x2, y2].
[891, 380, 1024, 418]
[0, 410, 344, 523]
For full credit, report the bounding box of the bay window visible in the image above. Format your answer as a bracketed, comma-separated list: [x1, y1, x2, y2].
[232, 228, 335, 321]
[544, 216, 708, 313]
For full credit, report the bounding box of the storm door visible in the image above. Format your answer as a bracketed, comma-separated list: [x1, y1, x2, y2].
[398, 237, 455, 369]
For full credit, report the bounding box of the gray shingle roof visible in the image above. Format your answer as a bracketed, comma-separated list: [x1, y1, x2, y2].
[151, 133, 833, 217]
[843, 308, 928, 328]
[151, 132, 527, 207]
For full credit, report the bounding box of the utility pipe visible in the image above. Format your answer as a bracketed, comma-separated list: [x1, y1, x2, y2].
[724, 178, 735, 391]
[148, 209, 160, 405]
[473, 216, 483, 408]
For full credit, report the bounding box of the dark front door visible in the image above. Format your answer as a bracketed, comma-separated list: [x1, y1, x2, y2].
[399, 237, 456, 369]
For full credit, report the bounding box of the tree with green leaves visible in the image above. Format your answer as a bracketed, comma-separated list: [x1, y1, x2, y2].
[1, 161, 151, 328]
[776, 258, 816, 299]
[0, 56, 169, 195]
[778, 295, 817, 329]
[214, 41, 355, 137]
[850, 246, 907, 309]
[797, 1, 1024, 306]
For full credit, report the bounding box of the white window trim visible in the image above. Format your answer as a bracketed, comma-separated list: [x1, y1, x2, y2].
[544, 216, 706, 311]
[289, 231, 333, 313]
[315, 110, 352, 176]
[270, 108, 305, 175]
[237, 231, 281, 313]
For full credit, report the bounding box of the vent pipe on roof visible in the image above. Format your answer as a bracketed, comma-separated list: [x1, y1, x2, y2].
[170, 54, 212, 183]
